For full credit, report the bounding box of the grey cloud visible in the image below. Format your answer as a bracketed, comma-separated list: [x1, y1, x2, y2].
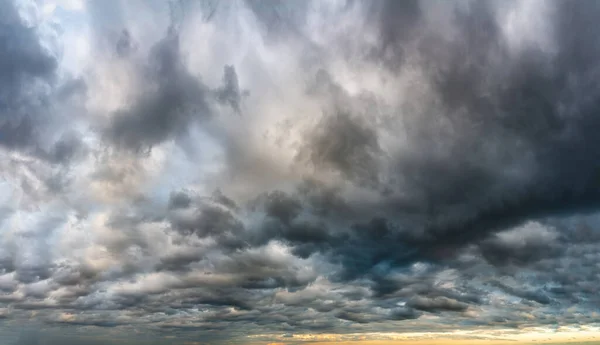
[169, 201, 242, 239]
[168, 190, 193, 210]
[105, 28, 211, 151]
[244, 0, 310, 40]
[478, 222, 563, 267]
[51, 264, 99, 287]
[0, 0, 87, 170]
[0, 256, 15, 274]
[38, 134, 87, 165]
[4, 0, 600, 342]
[278, 0, 600, 271]
[116, 29, 134, 57]
[0, 0, 55, 152]
[215, 65, 244, 113]
[406, 296, 468, 313]
[367, 0, 422, 69]
[389, 307, 420, 320]
[106, 28, 247, 153]
[256, 190, 302, 225]
[0, 1, 57, 94]
[298, 69, 386, 186]
[491, 281, 551, 305]
[15, 265, 52, 285]
[167, 191, 246, 251]
[393, 1, 600, 246]
[11, 328, 165, 345]
[559, 217, 600, 244]
[302, 110, 381, 186]
[296, 178, 350, 218]
[334, 310, 375, 324]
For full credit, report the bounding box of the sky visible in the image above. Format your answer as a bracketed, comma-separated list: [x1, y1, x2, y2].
[1, 0, 600, 344]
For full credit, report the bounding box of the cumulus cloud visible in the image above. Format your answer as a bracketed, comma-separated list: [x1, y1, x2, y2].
[1, 0, 600, 344]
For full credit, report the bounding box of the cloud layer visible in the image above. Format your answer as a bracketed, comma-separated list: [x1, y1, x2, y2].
[1, 0, 600, 344]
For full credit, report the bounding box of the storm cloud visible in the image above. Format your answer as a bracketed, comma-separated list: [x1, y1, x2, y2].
[1, 0, 600, 344]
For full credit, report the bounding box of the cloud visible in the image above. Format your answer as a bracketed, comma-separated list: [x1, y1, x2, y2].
[0, 0, 88, 166]
[0, 2, 49, 148]
[478, 221, 563, 266]
[406, 296, 469, 313]
[2, 0, 600, 343]
[301, 107, 382, 185]
[104, 27, 211, 151]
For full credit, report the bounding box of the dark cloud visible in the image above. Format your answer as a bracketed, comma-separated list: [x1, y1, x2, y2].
[15, 265, 53, 285]
[297, 0, 600, 270]
[215, 65, 244, 113]
[367, 0, 423, 69]
[11, 328, 159, 345]
[115, 29, 134, 57]
[406, 296, 469, 313]
[168, 190, 193, 210]
[478, 222, 563, 267]
[389, 307, 420, 320]
[106, 27, 211, 151]
[39, 133, 87, 165]
[334, 310, 374, 324]
[0, 0, 88, 182]
[298, 69, 385, 186]
[0, 0, 56, 154]
[0, 1, 57, 93]
[258, 190, 302, 225]
[106, 27, 248, 153]
[167, 191, 246, 251]
[303, 111, 381, 185]
[491, 281, 551, 305]
[4, 0, 600, 343]
[244, 0, 310, 40]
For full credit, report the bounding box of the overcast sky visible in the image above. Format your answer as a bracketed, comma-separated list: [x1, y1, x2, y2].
[1, 0, 600, 344]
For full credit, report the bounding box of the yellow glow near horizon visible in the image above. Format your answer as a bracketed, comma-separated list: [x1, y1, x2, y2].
[249, 327, 600, 345]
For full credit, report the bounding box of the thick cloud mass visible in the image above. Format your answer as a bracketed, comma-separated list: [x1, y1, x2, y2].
[1, 0, 600, 344]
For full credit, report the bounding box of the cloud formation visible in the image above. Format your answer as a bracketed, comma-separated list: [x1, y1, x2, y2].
[1, 0, 600, 344]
